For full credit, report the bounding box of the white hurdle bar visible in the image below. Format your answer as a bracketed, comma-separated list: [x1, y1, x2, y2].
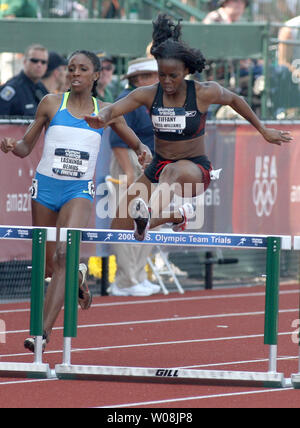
[55, 229, 291, 388]
[0, 226, 56, 379]
[290, 236, 300, 388]
[55, 365, 285, 387]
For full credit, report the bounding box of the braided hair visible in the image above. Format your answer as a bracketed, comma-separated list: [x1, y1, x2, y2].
[68, 50, 101, 97]
[150, 14, 206, 75]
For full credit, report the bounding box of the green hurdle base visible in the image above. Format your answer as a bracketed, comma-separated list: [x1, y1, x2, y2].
[55, 365, 285, 388]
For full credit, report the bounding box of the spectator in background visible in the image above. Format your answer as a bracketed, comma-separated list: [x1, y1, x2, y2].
[48, 0, 88, 18]
[101, 0, 123, 18]
[0, 43, 48, 117]
[0, 0, 37, 18]
[202, 0, 263, 117]
[41, 51, 68, 94]
[203, 0, 248, 24]
[109, 57, 160, 297]
[96, 52, 115, 102]
[274, 15, 300, 118]
[278, 15, 300, 79]
[202, 0, 250, 79]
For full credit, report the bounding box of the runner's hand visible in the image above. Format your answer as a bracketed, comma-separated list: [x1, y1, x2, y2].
[138, 145, 152, 169]
[263, 128, 293, 146]
[84, 114, 107, 129]
[0, 137, 18, 153]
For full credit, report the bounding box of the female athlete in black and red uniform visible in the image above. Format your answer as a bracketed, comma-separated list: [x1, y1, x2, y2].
[85, 13, 292, 240]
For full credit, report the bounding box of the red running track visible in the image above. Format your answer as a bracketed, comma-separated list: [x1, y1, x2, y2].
[0, 282, 300, 408]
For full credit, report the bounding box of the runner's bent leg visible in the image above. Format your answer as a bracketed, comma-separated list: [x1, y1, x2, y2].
[42, 198, 93, 339]
[148, 160, 204, 229]
[111, 173, 152, 230]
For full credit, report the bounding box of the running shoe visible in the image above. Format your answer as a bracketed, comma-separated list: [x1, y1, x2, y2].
[130, 198, 151, 241]
[109, 282, 155, 297]
[24, 332, 48, 353]
[172, 203, 195, 232]
[142, 279, 161, 294]
[78, 263, 93, 310]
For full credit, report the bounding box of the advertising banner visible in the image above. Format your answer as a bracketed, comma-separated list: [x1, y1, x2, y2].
[203, 123, 236, 233]
[285, 125, 300, 236]
[0, 125, 41, 261]
[232, 124, 300, 235]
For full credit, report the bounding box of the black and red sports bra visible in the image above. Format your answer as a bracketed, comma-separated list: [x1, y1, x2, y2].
[150, 80, 207, 141]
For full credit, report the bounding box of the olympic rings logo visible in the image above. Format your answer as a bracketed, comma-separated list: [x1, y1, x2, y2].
[252, 178, 277, 217]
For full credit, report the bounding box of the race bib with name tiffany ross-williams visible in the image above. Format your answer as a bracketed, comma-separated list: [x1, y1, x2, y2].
[152, 107, 186, 133]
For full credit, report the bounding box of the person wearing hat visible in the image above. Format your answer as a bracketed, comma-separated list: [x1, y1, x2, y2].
[203, 0, 249, 24]
[41, 51, 68, 94]
[108, 57, 160, 296]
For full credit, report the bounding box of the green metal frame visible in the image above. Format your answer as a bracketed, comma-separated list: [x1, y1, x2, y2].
[30, 228, 47, 337]
[264, 237, 281, 346]
[0, 19, 279, 119]
[0, 19, 266, 59]
[64, 229, 81, 338]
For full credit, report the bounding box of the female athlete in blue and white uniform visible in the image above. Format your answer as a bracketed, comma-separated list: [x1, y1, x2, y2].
[1, 50, 151, 351]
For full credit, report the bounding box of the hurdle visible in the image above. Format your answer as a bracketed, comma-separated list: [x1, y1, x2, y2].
[55, 228, 291, 387]
[290, 236, 300, 389]
[0, 226, 56, 379]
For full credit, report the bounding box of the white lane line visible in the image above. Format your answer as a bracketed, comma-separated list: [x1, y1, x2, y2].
[178, 355, 298, 369]
[0, 378, 57, 386]
[0, 288, 298, 315]
[0, 331, 294, 359]
[2, 307, 298, 336]
[97, 387, 294, 408]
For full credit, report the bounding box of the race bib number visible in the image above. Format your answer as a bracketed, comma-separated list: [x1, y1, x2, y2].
[52, 148, 89, 178]
[152, 107, 186, 133]
[30, 179, 38, 199]
[88, 181, 95, 198]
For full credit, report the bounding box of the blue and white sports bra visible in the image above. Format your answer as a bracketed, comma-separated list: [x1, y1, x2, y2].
[36, 92, 104, 181]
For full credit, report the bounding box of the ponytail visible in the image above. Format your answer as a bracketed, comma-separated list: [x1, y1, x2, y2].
[92, 80, 98, 98]
[150, 13, 206, 75]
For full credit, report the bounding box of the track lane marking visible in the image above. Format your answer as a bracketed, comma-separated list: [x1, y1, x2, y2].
[0, 331, 295, 359]
[0, 378, 57, 386]
[96, 387, 294, 408]
[1, 307, 298, 336]
[0, 287, 298, 315]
